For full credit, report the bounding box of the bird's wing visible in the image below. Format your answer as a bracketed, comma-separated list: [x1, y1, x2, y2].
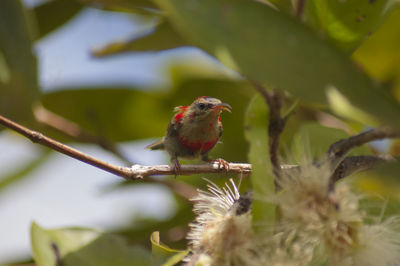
[145, 139, 164, 150]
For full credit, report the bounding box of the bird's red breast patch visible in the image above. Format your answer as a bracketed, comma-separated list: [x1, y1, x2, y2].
[178, 136, 218, 153]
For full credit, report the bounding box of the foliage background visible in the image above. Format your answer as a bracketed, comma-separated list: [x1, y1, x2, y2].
[1, 0, 400, 265]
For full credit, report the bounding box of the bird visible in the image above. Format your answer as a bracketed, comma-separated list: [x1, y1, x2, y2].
[146, 96, 232, 173]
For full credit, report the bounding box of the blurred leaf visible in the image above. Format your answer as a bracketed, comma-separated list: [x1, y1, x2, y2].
[389, 139, 400, 156]
[150, 232, 187, 266]
[116, 196, 193, 250]
[304, 0, 395, 51]
[352, 7, 400, 99]
[33, 0, 84, 39]
[93, 20, 189, 57]
[0, 0, 38, 121]
[154, 0, 400, 130]
[289, 122, 371, 162]
[0, 150, 51, 193]
[31, 222, 150, 266]
[268, 0, 293, 14]
[244, 94, 275, 230]
[40, 88, 169, 142]
[84, 0, 158, 14]
[326, 86, 379, 126]
[353, 161, 400, 201]
[105, 0, 157, 9]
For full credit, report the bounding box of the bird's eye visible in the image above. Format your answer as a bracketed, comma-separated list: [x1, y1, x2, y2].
[198, 103, 206, 109]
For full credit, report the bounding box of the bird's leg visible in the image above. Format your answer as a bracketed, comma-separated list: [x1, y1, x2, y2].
[171, 154, 181, 177]
[202, 153, 229, 170]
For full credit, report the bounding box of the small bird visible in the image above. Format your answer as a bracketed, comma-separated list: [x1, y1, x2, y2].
[147, 96, 232, 172]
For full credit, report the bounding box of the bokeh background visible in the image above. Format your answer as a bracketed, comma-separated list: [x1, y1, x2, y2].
[2, 0, 400, 264]
[1, 0, 251, 263]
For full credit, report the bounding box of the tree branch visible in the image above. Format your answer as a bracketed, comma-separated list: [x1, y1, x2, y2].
[295, 0, 306, 20]
[0, 114, 251, 180]
[130, 163, 252, 179]
[326, 127, 399, 168]
[328, 154, 394, 192]
[252, 82, 286, 190]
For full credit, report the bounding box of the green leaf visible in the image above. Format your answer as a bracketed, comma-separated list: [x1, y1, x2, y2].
[89, 0, 158, 12]
[244, 94, 275, 230]
[0, 0, 39, 121]
[154, 0, 400, 129]
[40, 88, 169, 142]
[150, 231, 188, 266]
[93, 20, 189, 57]
[352, 7, 400, 98]
[33, 0, 84, 39]
[289, 122, 371, 162]
[0, 150, 51, 193]
[31, 222, 150, 266]
[305, 0, 395, 51]
[353, 161, 400, 201]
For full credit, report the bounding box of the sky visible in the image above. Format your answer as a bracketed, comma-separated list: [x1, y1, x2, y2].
[0, 6, 179, 263]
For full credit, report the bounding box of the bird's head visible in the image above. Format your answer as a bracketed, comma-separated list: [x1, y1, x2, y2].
[185, 96, 231, 122]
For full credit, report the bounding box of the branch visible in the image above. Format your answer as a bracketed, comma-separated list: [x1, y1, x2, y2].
[0, 114, 135, 179]
[0, 114, 251, 180]
[130, 163, 252, 179]
[326, 127, 399, 168]
[328, 154, 394, 192]
[252, 82, 286, 190]
[295, 0, 306, 20]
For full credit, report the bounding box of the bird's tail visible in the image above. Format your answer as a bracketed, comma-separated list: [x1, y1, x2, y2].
[146, 139, 164, 150]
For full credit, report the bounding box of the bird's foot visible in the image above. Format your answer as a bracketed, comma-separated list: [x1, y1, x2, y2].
[209, 158, 230, 171]
[171, 158, 181, 178]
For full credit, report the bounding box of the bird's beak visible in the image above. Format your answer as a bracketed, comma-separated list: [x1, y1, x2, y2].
[214, 103, 232, 113]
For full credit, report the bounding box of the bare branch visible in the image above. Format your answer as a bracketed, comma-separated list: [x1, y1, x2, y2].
[326, 127, 399, 168]
[0, 114, 135, 179]
[0, 114, 251, 180]
[295, 0, 306, 20]
[328, 154, 394, 192]
[252, 82, 286, 190]
[130, 163, 252, 179]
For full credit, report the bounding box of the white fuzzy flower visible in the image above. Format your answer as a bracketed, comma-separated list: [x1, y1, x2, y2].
[186, 179, 261, 266]
[273, 158, 400, 265]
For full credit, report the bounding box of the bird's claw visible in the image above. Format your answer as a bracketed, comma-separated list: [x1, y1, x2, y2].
[172, 159, 181, 178]
[209, 158, 230, 171]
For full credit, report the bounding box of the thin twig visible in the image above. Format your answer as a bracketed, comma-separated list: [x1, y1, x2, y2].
[326, 127, 399, 168]
[130, 163, 252, 178]
[328, 154, 394, 192]
[252, 82, 286, 190]
[0, 114, 134, 179]
[34, 104, 132, 165]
